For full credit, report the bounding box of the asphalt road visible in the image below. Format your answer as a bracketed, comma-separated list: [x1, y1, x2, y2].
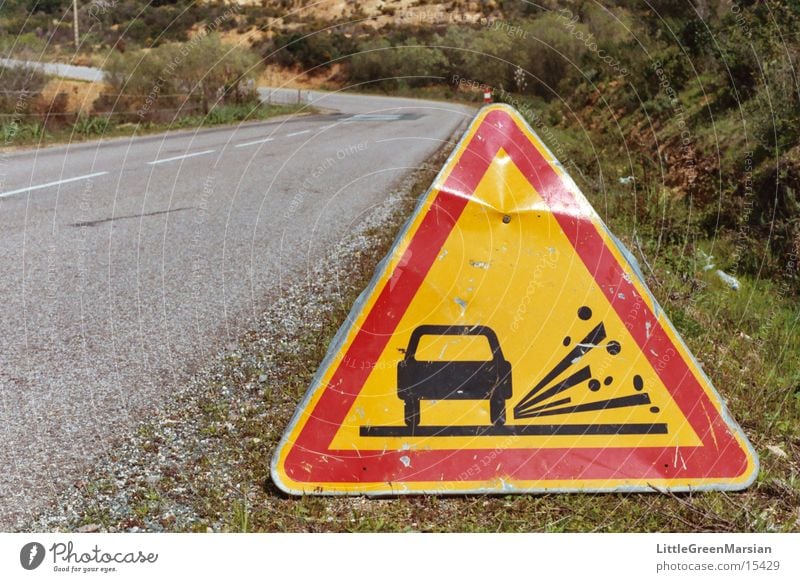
[0, 90, 472, 528]
[0, 57, 105, 82]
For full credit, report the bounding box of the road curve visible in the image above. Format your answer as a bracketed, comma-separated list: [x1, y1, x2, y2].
[0, 90, 473, 528]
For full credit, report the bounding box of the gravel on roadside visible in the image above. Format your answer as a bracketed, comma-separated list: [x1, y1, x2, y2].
[22, 129, 462, 533]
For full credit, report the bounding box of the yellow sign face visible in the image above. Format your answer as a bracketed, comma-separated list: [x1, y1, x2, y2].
[272, 104, 758, 495]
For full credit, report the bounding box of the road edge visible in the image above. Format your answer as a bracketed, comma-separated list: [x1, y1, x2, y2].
[20, 122, 467, 533]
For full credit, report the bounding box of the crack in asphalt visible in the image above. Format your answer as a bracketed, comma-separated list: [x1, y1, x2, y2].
[69, 207, 196, 228]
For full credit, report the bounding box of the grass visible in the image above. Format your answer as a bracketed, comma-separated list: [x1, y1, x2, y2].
[241, 254, 797, 530]
[216, 119, 796, 532]
[0, 102, 310, 150]
[35, 96, 799, 534]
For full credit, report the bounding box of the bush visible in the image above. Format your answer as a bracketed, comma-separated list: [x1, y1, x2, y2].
[348, 39, 399, 90]
[265, 30, 354, 70]
[749, 150, 800, 272]
[0, 31, 47, 59]
[393, 40, 448, 88]
[270, 31, 335, 69]
[520, 13, 589, 99]
[77, 0, 225, 47]
[0, 65, 47, 115]
[98, 34, 262, 121]
[437, 27, 515, 91]
[26, 0, 66, 14]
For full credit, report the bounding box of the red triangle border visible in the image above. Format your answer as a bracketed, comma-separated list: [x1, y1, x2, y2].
[277, 106, 755, 490]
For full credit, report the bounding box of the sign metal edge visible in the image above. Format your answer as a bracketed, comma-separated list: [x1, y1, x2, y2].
[270, 104, 759, 496]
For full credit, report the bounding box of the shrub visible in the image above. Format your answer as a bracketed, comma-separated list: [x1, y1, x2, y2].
[0, 65, 47, 116]
[0, 31, 47, 59]
[348, 39, 399, 90]
[392, 40, 448, 88]
[520, 13, 589, 99]
[26, 0, 66, 14]
[266, 30, 353, 70]
[437, 27, 515, 91]
[98, 34, 262, 121]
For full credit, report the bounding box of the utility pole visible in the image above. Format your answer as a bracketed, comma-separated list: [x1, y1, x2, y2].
[73, 0, 79, 49]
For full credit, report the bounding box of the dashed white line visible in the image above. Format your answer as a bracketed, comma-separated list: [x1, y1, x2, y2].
[0, 171, 109, 198]
[286, 129, 311, 137]
[234, 137, 275, 148]
[147, 149, 215, 165]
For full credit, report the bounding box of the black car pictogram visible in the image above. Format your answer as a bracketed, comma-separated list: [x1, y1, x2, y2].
[397, 325, 513, 429]
[360, 310, 667, 438]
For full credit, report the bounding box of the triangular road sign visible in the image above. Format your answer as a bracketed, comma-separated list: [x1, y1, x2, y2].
[272, 104, 758, 494]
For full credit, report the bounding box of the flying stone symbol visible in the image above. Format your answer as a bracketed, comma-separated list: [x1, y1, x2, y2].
[513, 306, 660, 425]
[360, 307, 666, 437]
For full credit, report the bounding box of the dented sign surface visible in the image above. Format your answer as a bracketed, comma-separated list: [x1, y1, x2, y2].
[271, 104, 758, 495]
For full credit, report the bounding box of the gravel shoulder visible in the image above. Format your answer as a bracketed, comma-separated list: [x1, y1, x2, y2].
[23, 114, 794, 534]
[23, 125, 465, 533]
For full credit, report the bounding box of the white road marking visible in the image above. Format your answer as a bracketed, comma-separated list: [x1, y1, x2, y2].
[147, 149, 215, 165]
[286, 129, 311, 137]
[0, 171, 109, 198]
[234, 137, 275, 148]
